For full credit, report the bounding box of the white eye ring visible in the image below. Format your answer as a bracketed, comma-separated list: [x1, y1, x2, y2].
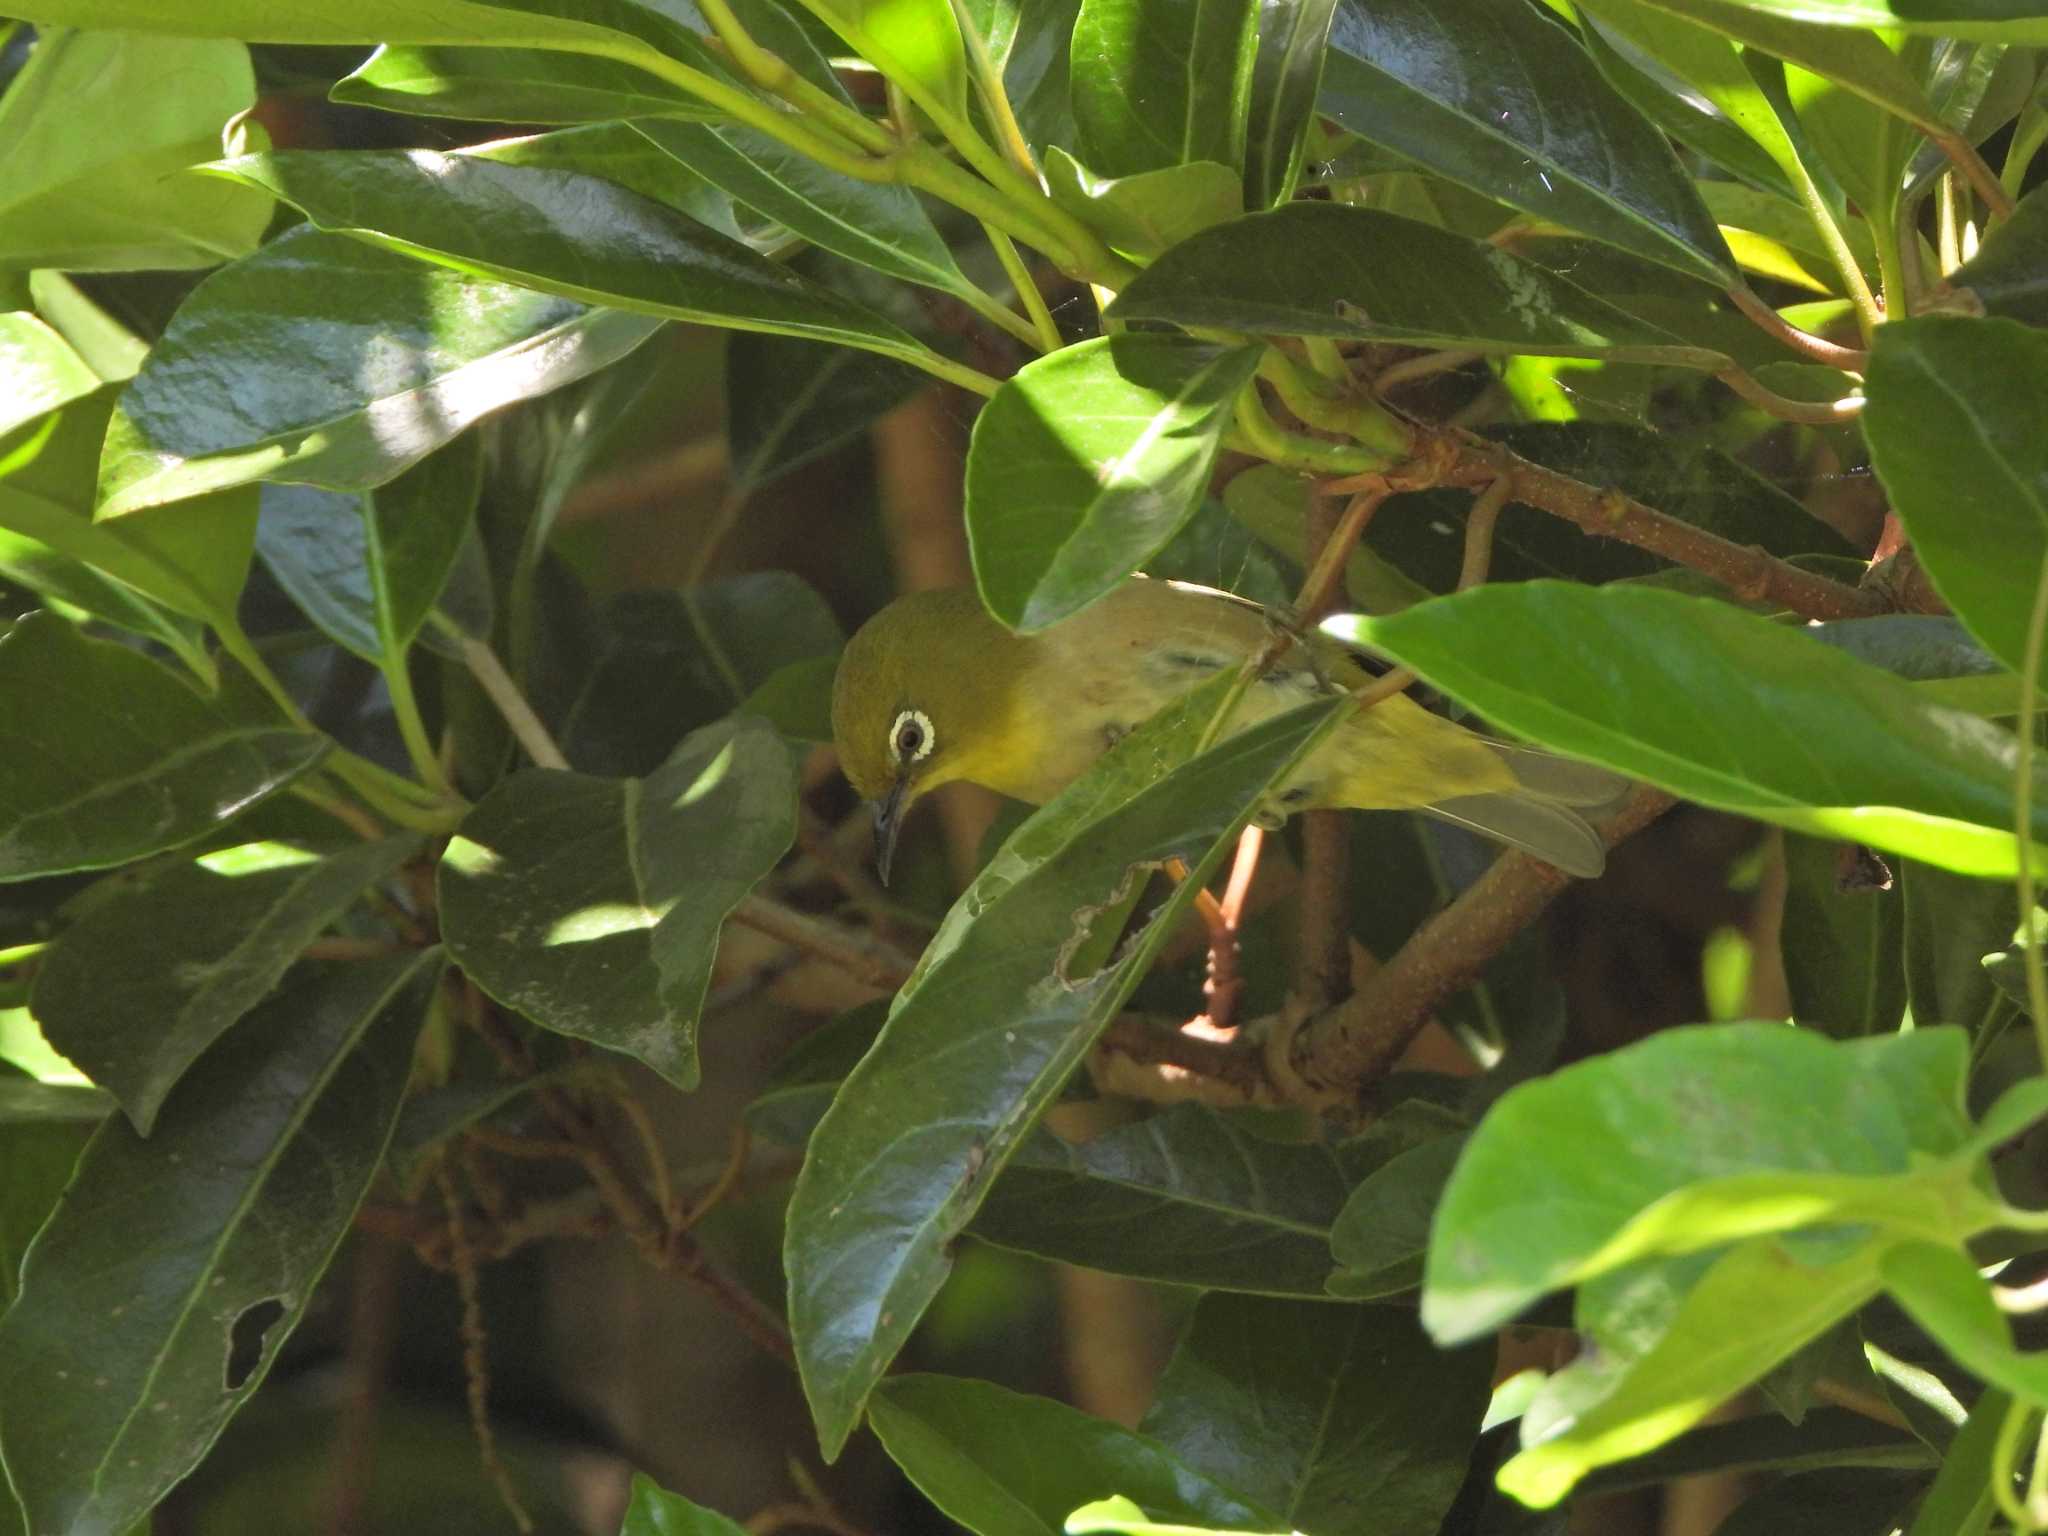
[889, 709, 935, 765]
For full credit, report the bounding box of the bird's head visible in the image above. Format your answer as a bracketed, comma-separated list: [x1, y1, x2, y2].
[831, 588, 1020, 883]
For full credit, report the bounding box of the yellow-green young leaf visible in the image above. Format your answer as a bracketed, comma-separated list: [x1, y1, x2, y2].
[1338, 582, 2048, 877]
[621, 1473, 757, 1536]
[0, 615, 325, 882]
[786, 680, 1349, 1458]
[0, 953, 440, 1536]
[331, 42, 727, 122]
[966, 335, 1264, 631]
[785, 0, 972, 124]
[1864, 316, 2048, 680]
[438, 716, 797, 1088]
[1042, 151, 1244, 259]
[1885, 1241, 2048, 1409]
[0, 30, 271, 271]
[0, 314, 98, 438]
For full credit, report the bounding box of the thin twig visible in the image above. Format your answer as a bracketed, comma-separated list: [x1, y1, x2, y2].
[746, 1503, 874, 1536]
[612, 1082, 679, 1227]
[1352, 433, 1889, 622]
[730, 894, 917, 991]
[437, 618, 571, 771]
[436, 1167, 536, 1534]
[1097, 1013, 1271, 1096]
[1458, 477, 1510, 592]
[1292, 787, 1674, 1093]
[682, 1123, 754, 1231]
[1725, 286, 1868, 371]
[1715, 366, 1865, 425]
[1374, 349, 1482, 395]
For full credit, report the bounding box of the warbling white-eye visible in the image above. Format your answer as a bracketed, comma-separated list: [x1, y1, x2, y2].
[832, 578, 1622, 883]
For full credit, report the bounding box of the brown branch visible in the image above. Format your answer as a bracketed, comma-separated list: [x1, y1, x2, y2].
[437, 1166, 536, 1534]
[1294, 490, 1357, 1011]
[1366, 433, 1890, 622]
[1725, 286, 1868, 371]
[1096, 1013, 1273, 1099]
[1715, 366, 1865, 426]
[730, 894, 916, 992]
[1292, 787, 1675, 1093]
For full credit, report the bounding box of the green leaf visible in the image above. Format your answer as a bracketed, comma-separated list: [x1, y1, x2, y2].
[868, 1374, 1278, 1536]
[0, 388, 253, 651]
[1778, 833, 1905, 1037]
[255, 436, 488, 666]
[621, 1472, 756, 1536]
[1070, 0, 1257, 176]
[98, 226, 663, 517]
[1905, 1387, 2008, 1536]
[438, 716, 797, 1088]
[1864, 315, 2048, 680]
[331, 42, 726, 122]
[1108, 204, 1727, 366]
[968, 1105, 1369, 1296]
[786, 680, 1349, 1457]
[1042, 152, 1245, 260]
[559, 576, 844, 775]
[1318, 0, 1734, 285]
[1940, 184, 2048, 325]
[1242, 0, 1339, 207]
[205, 150, 958, 394]
[1422, 1024, 1978, 1344]
[726, 333, 926, 495]
[0, 952, 439, 1536]
[1498, 1235, 1889, 1507]
[3, 0, 708, 46]
[1339, 582, 2048, 878]
[1142, 1296, 1489, 1536]
[1902, 859, 2019, 1037]
[635, 119, 981, 300]
[30, 836, 418, 1134]
[462, 123, 758, 245]
[0, 1120, 94, 1310]
[27, 270, 150, 384]
[0, 29, 270, 272]
[0, 313, 99, 438]
[965, 336, 1264, 631]
[1325, 1131, 1467, 1299]
[1784, 62, 1913, 238]
[1885, 1240, 2048, 1408]
[0, 614, 325, 882]
[787, 0, 972, 124]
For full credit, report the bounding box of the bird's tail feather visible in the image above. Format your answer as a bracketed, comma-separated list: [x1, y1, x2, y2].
[1484, 740, 1631, 809]
[1424, 793, 1608, 880]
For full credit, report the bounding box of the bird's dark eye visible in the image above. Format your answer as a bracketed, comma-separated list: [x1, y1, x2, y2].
[889, 708, 934, 765]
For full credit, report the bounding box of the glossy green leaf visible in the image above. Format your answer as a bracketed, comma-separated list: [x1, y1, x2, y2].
[0, 313, 99, 438]
[0, 1120, 94, 1309]
[439, 716, 796, 1088]
[31, 837, 418, 1134]
[1242, 0, 1338, 207]
[1143, 1296, 1488, 1536]
[0, 388, 253, 652]
[1042, 151, 1244, 259]
[1422, 1024, 1977, 1344]
[255, 436, 487, 666]
[1938, 183, 2048, 325]
[1108, 204, 1727, 366]
[786, 680, 1348, 1457]
[1339, 582, 2048, 877]
[1785, 61, 1914, 235]
[558, 575, 843, 775]
[787, 0, 972, 122]
[1864, 316, 2048, 679]
[965, 335, 1263, 631]
[0, 29, 270, 272]
[636, 119, 979, 299]
[869, 1374, 1277, 1536]
[1319, 0, 1734, 285]
[1609, 0, 2048, 42]
[968, 1105, 1369, 1296]
[1905, 1386, 2007, 1536]
[26, 270, 150, 384]
[0, 952, 438, 1536]
[1499, 1235, 1889, 1507]
[726, 333, 926, 495]
[331, 42, 725, 122]
[5, 0, 720, 47]
[99, 226, 663, 517]
[0, 614, 325, 882]
[621, 1473, 756, 1536]
[984, 0, 1083, 150]
[1070, 0, 1257, 176]
[1778, 834, 1905, 1037]
[206, 150, 956, 394]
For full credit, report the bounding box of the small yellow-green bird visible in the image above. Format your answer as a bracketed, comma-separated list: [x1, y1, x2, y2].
[832, 578, 1622, 882]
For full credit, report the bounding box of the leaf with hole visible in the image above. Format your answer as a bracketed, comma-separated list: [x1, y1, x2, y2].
[0, 952, 439, 1536]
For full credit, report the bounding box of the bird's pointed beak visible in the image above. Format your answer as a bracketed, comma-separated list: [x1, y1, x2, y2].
[872, 777, 910, 886]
